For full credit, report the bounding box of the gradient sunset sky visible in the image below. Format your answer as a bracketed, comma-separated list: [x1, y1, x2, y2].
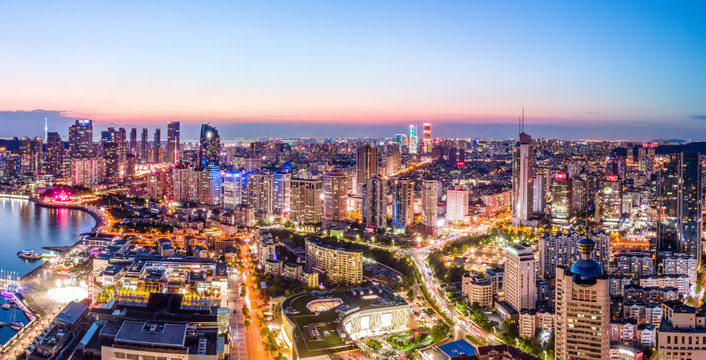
[1, 1, 705, 140]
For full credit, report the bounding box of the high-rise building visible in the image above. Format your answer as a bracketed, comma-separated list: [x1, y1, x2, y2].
[290, 178, 322, 224]
[538, 231, 610, 280]
[103, 141, 120, 182]
[322, 171, 349, 222]
[555, 236, 610, 360]
[153, 128, 162, 163]
[596, 174, 621, 229]
[222, 171, 244, 211]
[392, 179, 414, 234]
[363, 174, 387, 230]
[408, 125, 418, 154]
[533, 173, 547, 214]
[18, 137, 33, 174]
[550, 171, 571, 225]
[140, 128, 149, 163]
[71, 158, 105, 186]
[167, 121, 180, 163]
[129, 128, 137, 155]
[422, 122, 432, 153]
[677, 152, 702, 262]
[272, 172, 291, 214]
[505, 244, 536, 312]
[446, 185, 468, 223]
[172, 165, 199, 203]
[512, 132, 535, 226]
[46, 132, 62, 177]
[421, 179, 438, 233]
[116, 127, 126, 161]
[356, 145, 378, 194]
[305, 238, 363, 284]
[247, 172, 273, 219]
[69, 119, 93, 159]
[198, 166, 222, 206]
[124, 153, 136, 181]
[199, 124, 220, 168]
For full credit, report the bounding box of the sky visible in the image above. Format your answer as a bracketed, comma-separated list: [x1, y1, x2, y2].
[1, 1, 705, 140]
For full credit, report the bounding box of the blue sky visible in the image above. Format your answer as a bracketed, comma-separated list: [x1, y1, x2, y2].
[0, 1, 705, 139]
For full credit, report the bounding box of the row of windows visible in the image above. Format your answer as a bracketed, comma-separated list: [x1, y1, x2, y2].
[113, 353, 181, 360]
[665, 334, 706, 345]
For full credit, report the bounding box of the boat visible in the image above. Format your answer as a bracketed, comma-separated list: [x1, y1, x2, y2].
[1, 303, 9, 310]
[17, 249, 43, 261]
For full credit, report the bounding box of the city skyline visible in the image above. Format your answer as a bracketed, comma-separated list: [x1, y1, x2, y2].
[1, 1, 706, 139]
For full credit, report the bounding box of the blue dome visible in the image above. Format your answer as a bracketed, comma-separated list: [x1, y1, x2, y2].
[571, 259, 602, 285]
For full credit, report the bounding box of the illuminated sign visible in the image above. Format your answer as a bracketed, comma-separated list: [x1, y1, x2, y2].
[54, 192, 72, 202]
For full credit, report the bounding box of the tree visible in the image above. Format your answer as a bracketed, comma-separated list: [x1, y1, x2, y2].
[431, 322, 451, 342]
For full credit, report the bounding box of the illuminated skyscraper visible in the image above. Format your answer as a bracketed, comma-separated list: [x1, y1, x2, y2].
[392, 179, 414, 234]
[422, 122, 432, 153]
[555, 235, 609, 360]
[199, 124, 220, 168]
[222, 171, 244, 211]
[505, 244, 536, 312]
[550, 171, 571, 225]
[446, 185, 469, 223]
[167, 121, 180, 163]
[678, 152, 702, 262]
[140, 128, 149, 163]
[421, 179, 438, 234]
[272, 171, 291, 214]
[363, 174, 387, 230]
[103, 141, 120, 182]
[290, 178, 322, 224]
[356, 144, 378, 195]
[323, 171, 349, 222]
[512, 132, 535, 226]
[69, 119, 93, 159]
[408, 125, 418, 154]
[153, 128, 161, 163]
[46, 132, 62, 177]
[595, 174, 621, 229]
[129, 128, 137, 155]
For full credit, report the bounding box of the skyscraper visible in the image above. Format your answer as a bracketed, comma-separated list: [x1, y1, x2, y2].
[505, 244, 536, 312]
[103, 141, 120, 182]
[446, 185, 468, 223]
[392, 179, 414, 234]
[363, 174, 387, 230]
[247, 172, 273, 219]
[595, 174, 621, 229]
[550, 171, 571, 225]
[290, 178, 323, 225]
[678, 152, 702, 262]
[46, 132, 62, 177]
[272, 171, 291, 214]
[421, 179, 438, 234]
[422, 122, 432, 153]
[356, 144, 378, 195]
[129, 128, 137, 155]
[512, 132, 534, 226]
[408, 125, 418, 154]
[153, 128, 161, 163]
[222, 171, 244, 211]
[167, 121, 180, 163]
[555, 235, 610, 360]
[199, 124, 220, 168]
[323, 171, 349, 223]
[140, 128, 149, 163]
[69, 119, 93, 159]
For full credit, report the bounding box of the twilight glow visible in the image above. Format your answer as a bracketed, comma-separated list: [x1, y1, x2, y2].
[1, 1, 705, 139]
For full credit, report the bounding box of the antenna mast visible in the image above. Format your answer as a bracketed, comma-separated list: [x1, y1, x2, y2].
[521, 107, 525, 133]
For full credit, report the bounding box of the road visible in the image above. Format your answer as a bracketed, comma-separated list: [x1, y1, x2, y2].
[237, 242, 267, 360]
[227, 270, 247, 360]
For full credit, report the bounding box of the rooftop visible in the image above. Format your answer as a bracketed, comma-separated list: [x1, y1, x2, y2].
[438, 339, 476, 358]
[114, 321, 187, 347]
